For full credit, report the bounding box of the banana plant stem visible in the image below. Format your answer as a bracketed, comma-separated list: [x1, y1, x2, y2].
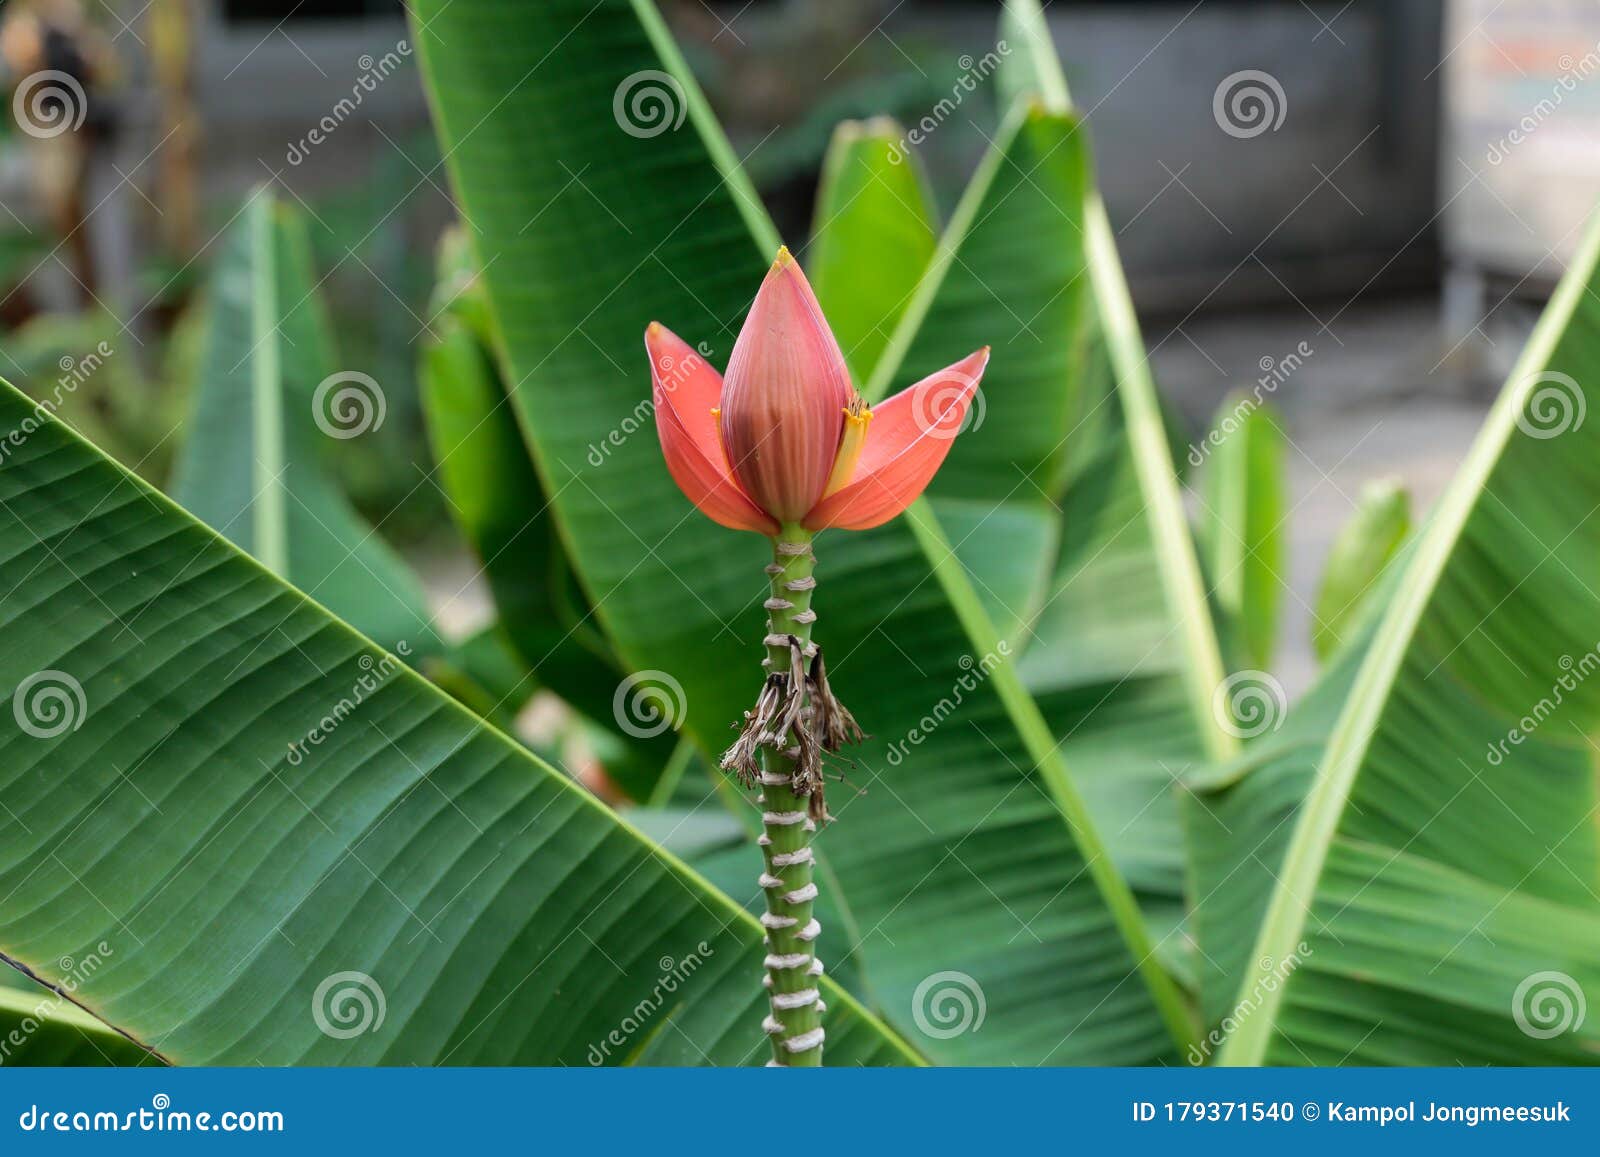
[757, 523, 824, 1066]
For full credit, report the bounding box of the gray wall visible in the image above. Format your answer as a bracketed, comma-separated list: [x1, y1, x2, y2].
[159, 2, 1447, 314]
[1002, 2, 1443, 308]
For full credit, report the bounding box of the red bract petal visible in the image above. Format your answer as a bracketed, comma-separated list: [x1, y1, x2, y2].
[647, 323, 778, 535]
[802, 347, 989, 532]
[719, 248, 854, 522]
[647, 322, 724, 459]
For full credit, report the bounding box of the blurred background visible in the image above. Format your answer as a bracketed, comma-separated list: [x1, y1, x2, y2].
[0, 0, 1593, 695]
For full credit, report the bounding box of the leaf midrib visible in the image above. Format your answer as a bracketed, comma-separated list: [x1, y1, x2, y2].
[249, 198, 288, 576]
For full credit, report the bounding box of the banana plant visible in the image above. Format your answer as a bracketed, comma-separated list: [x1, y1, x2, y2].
[409, 0, 1256, 1064]
[0, 0, 1213, 1068]
[1190, 212, 1600, 1066]
[2, 0, 1596, 1070]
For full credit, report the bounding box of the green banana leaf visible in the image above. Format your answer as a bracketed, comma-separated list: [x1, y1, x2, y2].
[848, 93, 1222, 962]
[0, 379, 913, 1066]
[808, 117, 939, 386]
[169, 193, 437, 656]
[420, 230, 676, 800]
[1197, 394, 1287, 670]
[1181, 635, 1369, 1032]
[1312, 480, 1411, 663]
[0, 979, 154, 1066]
[414, 622, 536, 737]
[1201, 213, 1600, 1065]
[986, 0, 1239, 956]
[412, 0, 1196, 1063]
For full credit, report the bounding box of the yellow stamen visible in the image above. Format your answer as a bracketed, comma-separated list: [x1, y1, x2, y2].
[711, 407, 732, 465]
[822, 395, 872, 498]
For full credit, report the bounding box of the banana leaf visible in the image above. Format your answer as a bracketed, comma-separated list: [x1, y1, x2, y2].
[169, 193, 437, 656]
[0, 380, 913, 1066]
[809, 117, 939, 385]
[1196, 394, 1287, 671]
[1201, 214, 1600, 1066]
[0, 980, 154, 1066]
[1312, 480, 1410, 663]
[420, 229, 675, 800]
[988, 0, 1240, 957]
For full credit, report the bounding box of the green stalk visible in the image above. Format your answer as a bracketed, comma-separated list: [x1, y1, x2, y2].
[757, 522, 823, 1066]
